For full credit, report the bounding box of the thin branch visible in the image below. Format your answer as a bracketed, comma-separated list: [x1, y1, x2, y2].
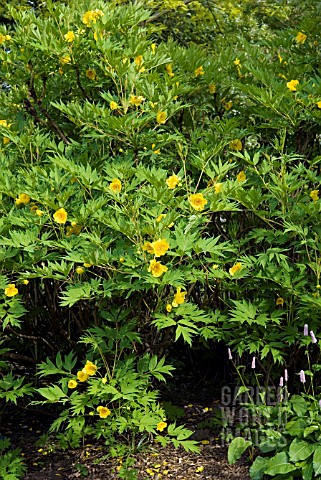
[6, 325, 54, 351]
[2, 352, 37, 365]
[144, 0, 194, 23]
[203, 0, 224, 35]
[73, 64, 91, 101]
[27, 68, 70, 144]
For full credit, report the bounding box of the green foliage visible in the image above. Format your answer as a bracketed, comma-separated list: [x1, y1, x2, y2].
[227, 346, 321, 479]
[228, 437, 252, 465]
[0, 438, 26, 480]
[34, 316, 198, 457]
[1, 0, 321, 476]
[0, 372, 33, 404]
[1, 0, 321, 373]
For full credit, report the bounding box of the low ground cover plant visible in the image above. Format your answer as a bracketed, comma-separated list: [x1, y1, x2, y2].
[228, 328, 321, 480]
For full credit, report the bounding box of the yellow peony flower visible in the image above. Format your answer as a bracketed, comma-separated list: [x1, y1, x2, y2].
[295, 32, 307, 44]
[166, 304, 172, 312]
[83, 360, 97, 376]
[276, 297, 284, 306]
[195, 66, 204, 77]
[172, 287, 187, 307]
[86, 69, 97, 80]
[53, 208, 68, 224]
[77, 371, 89, 382]
[166, 63, 174, 78]
[143, 242, 155, 254]
[189, 193, 207, 212]
[229, 139, 242, 151]
[151, 43, 157, 54]
[214, 183, 223, 193]
[15, 193, 30, 205]
[82, 9, 104, 27]
[110, 178, 122, 193]
[68, 379, 77, 389]
[82, 11, 95, 26]
[152, 143, 160, 154]
[151, 238, 170, 257]
[237, 171, 246, 182]
[0, 34, 11, 44]
[148, 259, 168, 278]
[76, 266, 85, 274]
[84, 263, 92, 268]
[22, 280, 29, 285]
[35, 209, 43, 216]
[234, 58, 241, 66]
[156, 213, 166, 222]
[310, 190, 319, 203]
[156, 111, 167, 124]
[229, 262, 242, 276]
[129, 95, 145, 106]
[166, 174, 180, 189]
[3, 137, 10, 145]
[4, 284, 18, 297]
[223, 101, 233, 110]
[317, 101, 321, 109]
[287, 79, 299, 91]
[97, 406, 111, 418]
[209, 83, 216, 94]
[64, 31, 75, 42]
[66, 224, 81, 236]
[156, 421, 167, 432]
[110, 101, 119, 110]
[0, 120, 8, 127]
[60, 55, 71, 65]
[134, 55, 143, 66]
[101, 377, 107, 384]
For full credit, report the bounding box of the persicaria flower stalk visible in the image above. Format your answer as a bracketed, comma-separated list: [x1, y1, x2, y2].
[228, 348, 233, 360]
[304, 324, 309, 336]
[279, 377, 284, 387]
[310, 331, 317, 344]
[251, 357, 256, 369]
[300, 370, 306, 383]
[284, 369, 288, 382]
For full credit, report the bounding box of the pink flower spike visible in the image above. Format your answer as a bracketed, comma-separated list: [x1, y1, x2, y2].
[319, 399, 321, 408]
[300, 370, 306, 383]
[251, 357, 256, 369]
[304, 324, 309, 336]
[228, 348, 233, 360]
[310, 331, 317, 344]
[284, 369, 288, 382]
[279, 377, 284, 387]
